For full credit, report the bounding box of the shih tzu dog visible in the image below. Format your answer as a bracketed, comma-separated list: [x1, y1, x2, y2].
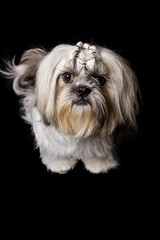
[2, 41, 139, 174]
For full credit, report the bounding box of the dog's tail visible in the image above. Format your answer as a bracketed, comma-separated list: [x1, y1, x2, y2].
[0, 48, 46, 96]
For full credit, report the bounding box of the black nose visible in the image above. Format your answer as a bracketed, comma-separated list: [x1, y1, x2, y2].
[76, 86, 91, 98]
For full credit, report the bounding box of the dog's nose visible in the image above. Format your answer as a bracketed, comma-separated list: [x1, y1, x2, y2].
[76, 86, 91, 98]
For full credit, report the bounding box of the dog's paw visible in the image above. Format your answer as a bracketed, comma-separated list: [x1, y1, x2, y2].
[82, 158, 118, 174]
[45, 158, 77, 174]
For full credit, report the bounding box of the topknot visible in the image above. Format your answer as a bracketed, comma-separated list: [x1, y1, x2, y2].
[72, 41, 98, 59]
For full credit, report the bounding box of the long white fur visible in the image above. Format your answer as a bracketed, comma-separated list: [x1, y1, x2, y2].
[1, 42, 139, 174]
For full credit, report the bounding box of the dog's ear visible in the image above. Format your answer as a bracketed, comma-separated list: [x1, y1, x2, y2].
[100, 47, 139, 129]
[1, 48, 46, 96]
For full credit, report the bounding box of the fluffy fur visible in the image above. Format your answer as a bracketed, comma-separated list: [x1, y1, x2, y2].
[1, 42, 139, 174]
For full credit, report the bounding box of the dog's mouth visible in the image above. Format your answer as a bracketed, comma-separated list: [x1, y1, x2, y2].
[74, 98, 91, 106]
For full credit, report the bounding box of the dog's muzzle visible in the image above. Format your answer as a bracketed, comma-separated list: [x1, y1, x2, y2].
[74, 85, 91, 105]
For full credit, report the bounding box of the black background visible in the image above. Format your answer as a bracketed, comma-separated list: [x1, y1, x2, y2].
[0, 2, 158, 238]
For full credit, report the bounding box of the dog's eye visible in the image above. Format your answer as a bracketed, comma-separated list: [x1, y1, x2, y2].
[62, 72, 73, 83]
[94, 76, 106, 86]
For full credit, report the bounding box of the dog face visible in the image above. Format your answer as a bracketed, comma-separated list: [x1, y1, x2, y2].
[35, 42, 138, 138]
[5, 42, 139, 138]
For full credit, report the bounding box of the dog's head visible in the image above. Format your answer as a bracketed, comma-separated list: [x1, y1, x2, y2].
[4, 42, 139, 138]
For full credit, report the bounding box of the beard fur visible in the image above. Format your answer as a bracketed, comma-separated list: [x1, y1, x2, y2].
[56, 89, 108, 138]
